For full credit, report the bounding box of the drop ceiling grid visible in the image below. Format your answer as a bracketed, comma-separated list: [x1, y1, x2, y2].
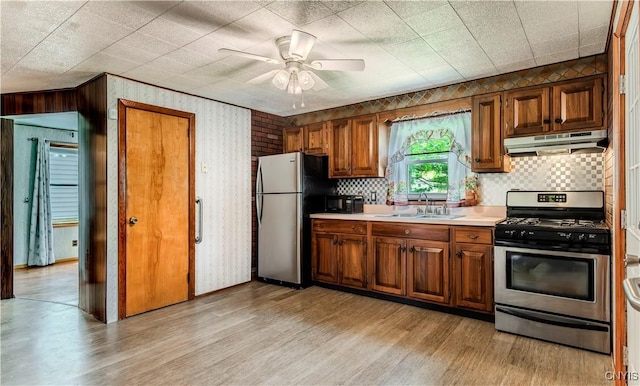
[0, 1, 614, 117]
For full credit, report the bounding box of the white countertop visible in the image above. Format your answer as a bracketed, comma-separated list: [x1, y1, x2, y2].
[310, 205, 506, 227]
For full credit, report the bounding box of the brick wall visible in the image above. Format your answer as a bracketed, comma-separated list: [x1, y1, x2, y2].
[251, 110, 288, 274]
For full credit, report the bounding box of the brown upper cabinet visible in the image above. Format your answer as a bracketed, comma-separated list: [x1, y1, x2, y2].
[328, 114, 383, 178]
[283, 126, 304, 153]
[283, 123, 329, 155]
[471, 93, 510, 173]
[505, 76, 605, 138]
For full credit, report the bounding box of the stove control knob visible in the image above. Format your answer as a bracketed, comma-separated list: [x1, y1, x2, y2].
[578, 233, 587, 242]
[505, 230, 517, 238]
[519, 230, 527, 238]
[562, 232, 574, 241]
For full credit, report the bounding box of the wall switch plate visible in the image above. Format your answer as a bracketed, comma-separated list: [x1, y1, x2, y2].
[201, 162, 208, 173]
[371, 191, 377, 202]
[108, 108, 117, 120]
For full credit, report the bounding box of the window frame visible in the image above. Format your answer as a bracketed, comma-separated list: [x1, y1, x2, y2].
[405, 149, 449, 202]
[49, 143, 79, 225]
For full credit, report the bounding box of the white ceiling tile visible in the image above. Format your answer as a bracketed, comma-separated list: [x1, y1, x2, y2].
[123, 65, 176, 83]
[457, 65, 498, 81]
[578, 1, 614, 31]
[579, 42, 606, 57]
[0, 24, 49, 72]
[18, 39, 97, 74]
[322, 1, 364, 13]
[163, 48, 216, 69]
[580, 25, 609, 48]
[515, 0, 578, 27]
[161, 2, 261, 36]
[129, 1, 181, 16]
[484, 44, 533, 67]
[404, 3, 464, 37]
[146, 56, 198, 75]
[49, 12, 134, 52]
[453, 1, 522, 33]
[385, 1, 449, 19]
[0, 1, 85, 35]
[234, 8, 298, 40]
[183, 36, 228, 60]
[266, 1, 334, 26]
[206, 23, 270, 52]
[138, 17, 205, 46]
[119, 32, 180, 56]
[531, 33, 579, 57]
[338, 1, 418, 45]
[304, 15, 370, 52]
[82, 1, 158, 30]
[423, 27, 477, 52]
[385, 38, 447, 72]
[523, 18, 579, 44]
[535, 48, 579, 66]
[496, 58, 538, 74]
[72, 52, 141, 74]
[418, 64, 464, 86]
[102, 42, 160, 64]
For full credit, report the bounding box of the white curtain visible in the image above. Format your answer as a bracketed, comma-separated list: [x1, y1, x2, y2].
[27, 139, 55, 266]
[385, 111, 474, 204]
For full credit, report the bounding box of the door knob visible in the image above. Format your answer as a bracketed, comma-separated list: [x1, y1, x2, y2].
[129, 216, 139, 225]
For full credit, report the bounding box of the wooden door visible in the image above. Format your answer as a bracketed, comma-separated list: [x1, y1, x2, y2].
[371, 236, 406, 295]
[311, 232, 338, 283]
[472, 93, 510, 172]
[552, 78, 604, 132]
[505, 87, 550, 137]
[118, 100, 195, 318]
[305, 122, 328, 155]
[329, 119, 351, 178]
[407, 240, 449, 304]
[283, 127, 304, 153]
[453, 243, 493, 312]
[337, 235, 367, 288]
[350, 115, 378, 177]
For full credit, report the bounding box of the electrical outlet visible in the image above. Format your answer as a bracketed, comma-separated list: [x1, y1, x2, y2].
[72, 240, 78, 247]
[371, 191, 377, 202]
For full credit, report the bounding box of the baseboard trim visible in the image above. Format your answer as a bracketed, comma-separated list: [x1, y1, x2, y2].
[14, 257, 78, 269]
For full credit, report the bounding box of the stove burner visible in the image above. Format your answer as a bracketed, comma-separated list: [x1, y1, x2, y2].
[504, 217, 540, 225]
[560, 219, 596, 227]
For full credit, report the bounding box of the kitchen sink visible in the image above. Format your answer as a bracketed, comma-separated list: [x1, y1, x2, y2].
[373, 213, 463, 219]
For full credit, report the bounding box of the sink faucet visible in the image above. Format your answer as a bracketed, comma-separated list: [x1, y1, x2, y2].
[417, 193, 430, 214]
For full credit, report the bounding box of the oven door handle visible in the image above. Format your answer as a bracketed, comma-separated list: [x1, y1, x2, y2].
[495, 306, 609, 332]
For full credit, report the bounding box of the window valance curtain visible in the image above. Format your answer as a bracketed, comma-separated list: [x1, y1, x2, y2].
[385, 111, 474, 204]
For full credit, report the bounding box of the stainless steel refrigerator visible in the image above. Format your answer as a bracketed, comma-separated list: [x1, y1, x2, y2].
[256, 152, 336, 287]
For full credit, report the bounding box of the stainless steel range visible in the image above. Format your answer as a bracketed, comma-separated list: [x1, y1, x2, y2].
[494, 190, 611, 354]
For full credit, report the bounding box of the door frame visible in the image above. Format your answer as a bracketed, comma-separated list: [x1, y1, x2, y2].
[1, 119, 14, 299]
[117, 99, 196, 320]
[612, 0, 636, 381]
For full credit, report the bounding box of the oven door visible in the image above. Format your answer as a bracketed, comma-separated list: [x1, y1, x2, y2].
[494, 245, 610, 322]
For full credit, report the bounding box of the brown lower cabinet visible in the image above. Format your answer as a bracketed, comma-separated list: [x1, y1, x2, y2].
[311, 219, 494, 314]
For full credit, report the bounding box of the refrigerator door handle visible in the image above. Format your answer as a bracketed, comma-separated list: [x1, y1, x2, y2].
[256, 161, 263, 227]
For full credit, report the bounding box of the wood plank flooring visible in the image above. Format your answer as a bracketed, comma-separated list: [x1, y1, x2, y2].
[1, 282, 611, 385]
[13, 261, 78, 306]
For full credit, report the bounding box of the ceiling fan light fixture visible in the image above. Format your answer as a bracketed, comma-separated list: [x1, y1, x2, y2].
[287, 72, 303, 95]
[298, 70, 315, 91]
[272, 70, 290, 90]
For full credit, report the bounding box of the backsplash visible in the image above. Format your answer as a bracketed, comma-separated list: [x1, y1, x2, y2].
[337, 152, 604, 207]
[479, 153, 604, 206]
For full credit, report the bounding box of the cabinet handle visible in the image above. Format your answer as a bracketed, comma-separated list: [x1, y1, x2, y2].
[352, 226, 360, 232]
[409, 246, 415, 253]
[404, 229, 410, 235]
[456, 251, 462, 258]
[554, 118, 563, 124]
[474, 158, 480, 163]
[339, 240, 344, 246]
[401, 246, 407, 252]
[332, 238, 337, 245]
[543, 119, 550, 124]
[466, 234, 479, 240]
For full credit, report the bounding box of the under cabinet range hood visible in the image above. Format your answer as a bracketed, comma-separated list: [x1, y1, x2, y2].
[504, 129, 608, 156]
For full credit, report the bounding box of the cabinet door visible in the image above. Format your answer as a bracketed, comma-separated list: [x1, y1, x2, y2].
[472, 93, 510, 172]
[329, 119, 351, 178]
[407, 240, 449, 304]
[372, 236, 406, 295]
[283, 127, 304, 153]
[505, 88, 550, 137]
[305, 122, 329, 155]
[338, 235, 367, 288]
[453, 243, 493, 312]
[552, 78, 604, 132]
[312, 233, 338, 283]
[350, 115, 379, 177]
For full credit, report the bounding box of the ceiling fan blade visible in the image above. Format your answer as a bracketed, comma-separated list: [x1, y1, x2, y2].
[218, 48, 281, 64]
[307, 71, 328, 91]
[309, 59, 365, 71]
[247, 70, 281, 84]
[288, 30, 316, 61]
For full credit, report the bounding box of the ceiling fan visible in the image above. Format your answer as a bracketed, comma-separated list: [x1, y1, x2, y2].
[218, 30, 365, 99]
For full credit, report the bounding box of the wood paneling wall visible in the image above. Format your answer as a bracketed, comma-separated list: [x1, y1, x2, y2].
[1, 119, 14, 299]
[76, 75, 108, 323]
[1, 89, 77, 115]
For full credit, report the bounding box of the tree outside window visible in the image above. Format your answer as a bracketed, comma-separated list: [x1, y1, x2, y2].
[406, 136, 451, 199]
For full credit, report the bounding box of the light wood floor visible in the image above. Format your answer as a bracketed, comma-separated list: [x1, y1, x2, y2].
[13, 260, 78, 306]
[1, 281, 611, 385]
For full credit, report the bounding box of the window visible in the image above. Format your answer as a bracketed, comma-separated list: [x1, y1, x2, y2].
[49, 145, 78, 224]
[406, 136, 450, 200]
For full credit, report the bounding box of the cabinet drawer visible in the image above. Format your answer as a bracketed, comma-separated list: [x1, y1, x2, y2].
[312, 220, 367, 234]
[453, 227, 493, 244]
[371, 223, 449, 241]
